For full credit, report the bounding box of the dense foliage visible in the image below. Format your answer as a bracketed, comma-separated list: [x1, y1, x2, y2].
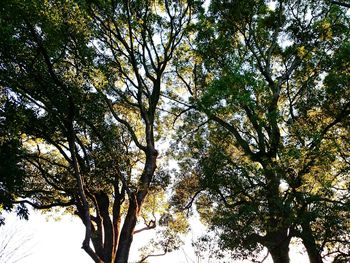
[0, 0, 194, 262]
[172, 1, 350, 263]
[1, 0, 349, 263]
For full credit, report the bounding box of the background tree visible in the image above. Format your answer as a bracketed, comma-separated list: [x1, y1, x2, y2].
[172, 0, 350, 262]
[0, 0, 194, 262]
[0, 219, 34, 263]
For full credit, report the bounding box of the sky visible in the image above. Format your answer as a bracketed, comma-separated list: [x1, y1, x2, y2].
[0, 209, 311, 263]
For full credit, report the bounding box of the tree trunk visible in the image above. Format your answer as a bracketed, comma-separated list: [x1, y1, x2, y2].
[111, 149, 157, 263]
[304, 245, 323, 263]
[266, 228, 291, 263]
[96, 192, 116, 263]
[301, 223, 323, 263]
[115, 198, 138, 263]
[269, 242, 290, 263]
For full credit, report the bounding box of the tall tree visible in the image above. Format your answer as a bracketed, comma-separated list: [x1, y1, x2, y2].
[0, 0, 194, 262]
[172, 0, 350, 262]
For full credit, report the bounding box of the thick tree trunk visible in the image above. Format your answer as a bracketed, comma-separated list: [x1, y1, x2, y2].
[96, 192, 116, 263]
[115, 214, 136, 263]
[269, 247, 290, 263]
[268, 241, 290, 263]
[301, 223, 323, 263]
[266, 228, 291, 263]
[115, 201, 138, 263]
[304, 246, 323, 263]
[263, 168, 291, 263]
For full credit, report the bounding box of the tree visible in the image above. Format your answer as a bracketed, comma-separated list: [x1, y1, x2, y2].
[0, 219, 34, 263]
[172, 0, 350, 262]
[0, 0, 194, 262]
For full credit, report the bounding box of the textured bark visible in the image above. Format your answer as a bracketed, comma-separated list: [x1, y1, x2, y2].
[115, 199, 138, 263]
[96, 192, 115, 263]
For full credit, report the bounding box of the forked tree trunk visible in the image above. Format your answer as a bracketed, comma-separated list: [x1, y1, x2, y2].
[113, 150, 157, 263]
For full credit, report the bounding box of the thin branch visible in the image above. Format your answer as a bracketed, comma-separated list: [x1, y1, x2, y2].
[208, 114, 258, 161]
[13, 199, 74, 209]
[183, 189, 203, 210]
[139, 250, 168, 263]
[133, 220, 156, 234]
[100, 92, 146, 151]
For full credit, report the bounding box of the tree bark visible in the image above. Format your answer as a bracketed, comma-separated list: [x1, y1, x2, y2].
[115, 198, 138, 263]
[268, 241, 290, 263]
[95, 192, 116, 263]
[301, 223, 323, 263]
[266, 228, 291, 263]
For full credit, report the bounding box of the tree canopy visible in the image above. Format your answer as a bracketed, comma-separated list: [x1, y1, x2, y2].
[1, 0, 349, 263]
[172, 0, 350, 262]
[0, 0, 194, 262]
